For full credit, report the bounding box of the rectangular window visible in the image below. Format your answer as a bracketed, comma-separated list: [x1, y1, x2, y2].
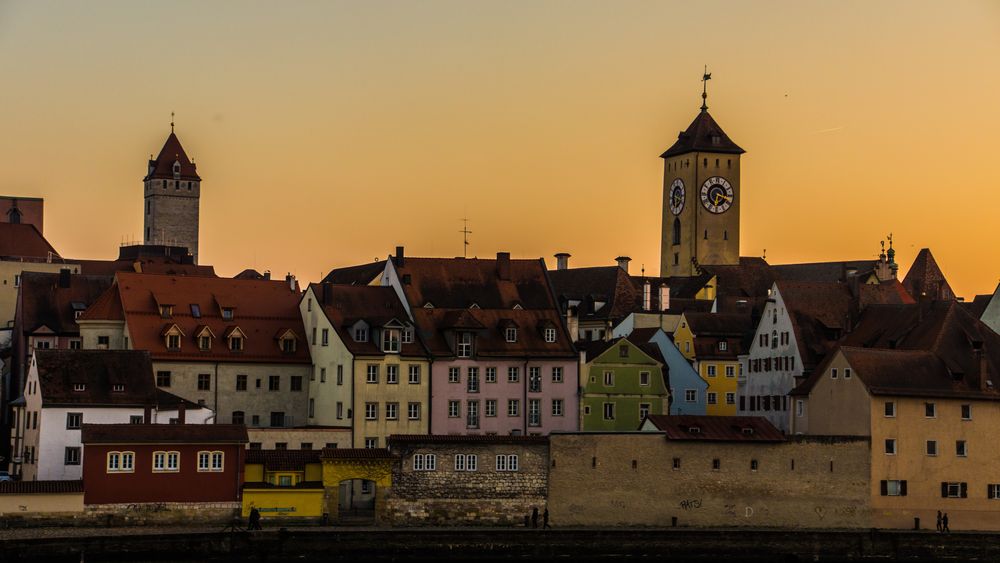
[486, 367, 497, 383]
[156, 371, 171, 387]
[413, 453, 436, 471]
[528, 399, 541, 427]
[402, 327, 414, 344]
[198, 373, 211, 391]
[552, 399, 564, 417]
[496, 454, 519, 472]
[508, 367, 520, 383]
[880, 480, 907, 497]
[639, 371, 650, 386]
[365, 403, 378, 420]
[66, 412, 82, 430]
[198, 451, 210, 471]
[603, 371, 614, 386]
[408, 364, 421, 384]
[961, 404, 972, 420]
[457, 332, 473, 357]
[386, 402, 399, 420]
[505, 327, 518, 343]
[408, 402, 421, 420]
[485, 399, 497, 417]
[508, 399, 519, 417]
[97, 335, 110, 349]
[603, 402, 615, 420]
[844, 368, 852, 379]
[725, 392, 736, 405]
[707, 392, 718, 405]
[382, 329, 400, 353]
[544, 328, 557, 343]
[885, 439, 896, 455]
[232, 411, 245, 425]
[989, 484, 1000, 500]
[831, 368, 838, 379]
[957, 440, 968, 457]
[235, 374, 247, 391]
[725, 365, 735, 378]
[386, 365, 399, 384]
[468, 367, 480, 393]
[639, 402, 651, 421]
[153, 451, 166, 471]
[448, 400, 460, 418]
[268, 375, 280, 391]
[706, 365, 717, 377]
[619, 344, 629, 358]
[354, 327, 368, 342]
[291, 375, 303, 391]
[528, 367, 541, 392]
[167, 451, 179, 470]
[455, 453, 478, 471]
[719, 341, 728, 351]
[926, 440, 938, 456]
[685, 389, 697, 403]
[942, 482, 966, 498]
[130, 415, 143, 424]
[448, 367, 461, 383]
[467, 400, 480, 428]
[336, 402, 343, 419]
[322, 328, 329, 346]
[270, 412, 285, 427]
[884, 401, 895, 417]
[925, 402, 936, 418]
[336, 365, 343, 384]
[63, 448, 80, 465]
[367, 365, 379, 384]
[552, 367, 563, 383]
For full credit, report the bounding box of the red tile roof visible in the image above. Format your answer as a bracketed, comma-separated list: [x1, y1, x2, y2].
[0, 223, 59, 259]
[245, 449, 321, 470]
[643, 415, 785, 441]
[321, 448, 396, 460]
[81, 424, 248, 444]
[903, 248, 956, 301]
[309, 283, 427, 357]
[0, 480, 83, 495]
[81, 272, 310, 364]
[144, 132, 200, 181]
[388, 434, 548, 445]
[18, 272, 113, 336]
[660, 110, 745, 158]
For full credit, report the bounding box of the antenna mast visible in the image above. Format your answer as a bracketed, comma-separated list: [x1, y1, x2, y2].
[459, 217, 472, 259]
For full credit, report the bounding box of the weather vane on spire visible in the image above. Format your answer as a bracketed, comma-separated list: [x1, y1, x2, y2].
[170, 111, 175, 134]
[701, 66, 712, 112]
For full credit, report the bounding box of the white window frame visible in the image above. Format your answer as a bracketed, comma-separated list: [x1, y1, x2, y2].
[408, 364, 421, 384]
[505, 327, 518, 343]
[544, 328, 557, 343]
[408, 402, 421, 420]
[684, 389, 697, 403]
[365, 402, 378, 420]
[413, 453, 437, 471]
[496, 454, 519, 472]
[386, 402, 399, 420]
[639, 371, 650, 386]
[366, 364, 379, 384]
[457, 332, 473, 358]
[552, 399, 564, 416]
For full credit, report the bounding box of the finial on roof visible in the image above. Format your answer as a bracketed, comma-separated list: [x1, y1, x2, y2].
[170, 111, 175, 133]
[762, 248, 766, 260]
[886, 233, 896, 264]
[701, 66, 712, 112]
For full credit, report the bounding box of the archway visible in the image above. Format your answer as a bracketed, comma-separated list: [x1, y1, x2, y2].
[337, 478, 377, 524]
[321, 449, 395, 525]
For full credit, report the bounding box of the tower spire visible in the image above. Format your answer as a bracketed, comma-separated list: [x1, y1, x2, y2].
[701, 66, 712, 112]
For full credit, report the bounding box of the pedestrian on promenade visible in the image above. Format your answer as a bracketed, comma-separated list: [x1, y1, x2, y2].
[531, 507, 539, 529]
[524, 514, 530, 528]
[942, 513, 950, 533]
[248, 507, 262, 531]
[936, 511, 943, 532]
[543, 508, 551, 529]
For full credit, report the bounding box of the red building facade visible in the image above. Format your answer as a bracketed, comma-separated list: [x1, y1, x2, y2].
[81, 424, 247, 505]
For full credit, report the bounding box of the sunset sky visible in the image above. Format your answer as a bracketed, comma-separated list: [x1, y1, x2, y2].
[1, 1, 999, 298]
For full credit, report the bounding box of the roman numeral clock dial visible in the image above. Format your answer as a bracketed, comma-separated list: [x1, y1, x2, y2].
[700, 176, 734, 214]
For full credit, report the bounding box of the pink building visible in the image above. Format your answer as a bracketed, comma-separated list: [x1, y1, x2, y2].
[383, 249, 579, 435]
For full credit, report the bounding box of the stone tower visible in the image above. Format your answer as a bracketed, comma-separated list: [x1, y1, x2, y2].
[659, 89, 744, 278]
[143, 128, 201, 263]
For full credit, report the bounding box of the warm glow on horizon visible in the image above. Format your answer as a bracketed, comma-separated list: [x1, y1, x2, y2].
[1, 1, 999, 297]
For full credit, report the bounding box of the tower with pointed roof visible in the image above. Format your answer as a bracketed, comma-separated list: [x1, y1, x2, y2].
[660, 75, 744, 277]
[143, 125, 202, 263]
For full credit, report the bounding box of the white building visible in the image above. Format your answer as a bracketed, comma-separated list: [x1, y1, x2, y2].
[11, 349, 211, 481]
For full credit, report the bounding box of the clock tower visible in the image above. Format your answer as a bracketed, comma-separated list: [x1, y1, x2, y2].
[659, 75, 744, 278]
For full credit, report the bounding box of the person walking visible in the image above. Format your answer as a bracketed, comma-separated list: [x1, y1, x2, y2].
[936, 511, 943, 532]
[543, 508, 551, 529]
[531, 507, 539, 529]
[248, 507, 262, 531]
[942, 513, 950, 533]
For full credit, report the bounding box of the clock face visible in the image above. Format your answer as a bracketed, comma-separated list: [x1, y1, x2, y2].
[668, 179, 685, 215]
[700, 176, 734, 214]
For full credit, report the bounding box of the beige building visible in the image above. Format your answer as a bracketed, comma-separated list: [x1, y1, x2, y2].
[301, 283, 430, 448]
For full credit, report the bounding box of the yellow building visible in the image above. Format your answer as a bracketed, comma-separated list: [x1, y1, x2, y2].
[673, 312, 750, 416]
[242, 450, 325, 520]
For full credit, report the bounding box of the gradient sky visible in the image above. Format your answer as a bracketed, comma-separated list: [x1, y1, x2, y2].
[1, 1, 999, 298]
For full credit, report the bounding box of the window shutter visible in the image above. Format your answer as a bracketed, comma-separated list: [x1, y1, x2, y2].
[961, 482, 968, 498]
[900, 480, 907, 497]
[941, 482, 948, 498]
[880, 480, 888, 496]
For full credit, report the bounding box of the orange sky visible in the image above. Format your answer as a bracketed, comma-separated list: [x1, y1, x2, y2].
[1, 1, 998, 298]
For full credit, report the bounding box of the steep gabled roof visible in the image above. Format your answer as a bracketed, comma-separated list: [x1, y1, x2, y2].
[18, 272, 113, 335]
[660, 111, 745, 159]
[0, 223, 59, 259]
[393, 255, 556, 310]
[322, 261, 386, 286]
[309, 283, 426, 357]
[82, 424, 246, 444]
[902, 248, 955, 301]
[144, 132, 200, 181]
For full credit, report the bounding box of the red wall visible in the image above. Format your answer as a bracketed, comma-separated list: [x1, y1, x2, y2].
[82, 443, 245, 504]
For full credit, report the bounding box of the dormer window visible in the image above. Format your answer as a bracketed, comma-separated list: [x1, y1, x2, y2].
[73, 383, 86, 392]
[229, 336, 244, 351]
[544, 328, 556, 343]
[741, 427, 755, 435]
[160, 305, 173, 318]
[167, 334, 181, 350]
[719, 341, 728, 351]
[505, 328, 518, 343]
[279, 333, 297, 353]
[402, 326, 414, 344]
[112, 384, 125, 393]
[354, 327, 368, 342]
[382, 329, 401, 353]
[222, 308, 234, 321]
[687, 426, 701, 434]
[199, 336, 211, 351]
[457, 332, 473, 358]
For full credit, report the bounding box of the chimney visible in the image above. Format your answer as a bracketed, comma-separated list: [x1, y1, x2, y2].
[554, 253, 571, 271]
[497, 252, 511, 281]
[615, 256, 631, 273]
[659, 284, 670, 312]
[322, 282, 333, 305]
[263, 270, 271, 281]
[143, 405, 152, 424]
[178, 402, 186, 424]
[58, 268, 71, 288]
[285, 273, 296, 291]
[395, 246, 405, 267]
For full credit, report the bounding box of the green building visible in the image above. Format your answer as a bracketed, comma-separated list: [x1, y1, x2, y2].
[580, 337, 669, 431]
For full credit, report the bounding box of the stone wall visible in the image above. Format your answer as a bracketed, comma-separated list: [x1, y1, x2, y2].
[548, 433, 871, 528]
[384, 440, 548, 526]
[0, 501, 238, 528]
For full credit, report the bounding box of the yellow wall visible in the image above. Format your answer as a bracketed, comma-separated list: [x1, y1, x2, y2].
[700, 360, 739, 416]
[0, 492, 83, 515]
[242, 488, 324, 519]
[321, 457, 395, 523]
[352, 356, 430, 449]
[673, 315, 695, 360]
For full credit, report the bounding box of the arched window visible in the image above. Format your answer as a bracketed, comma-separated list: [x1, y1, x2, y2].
[672, 218, 681, 245]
